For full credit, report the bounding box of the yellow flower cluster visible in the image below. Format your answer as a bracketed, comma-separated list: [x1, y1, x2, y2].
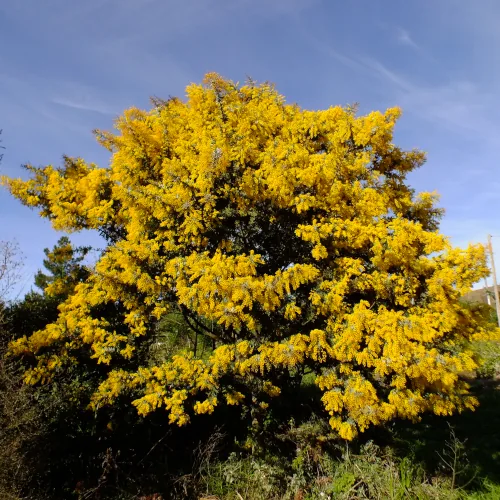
[3, 73, 498, 439]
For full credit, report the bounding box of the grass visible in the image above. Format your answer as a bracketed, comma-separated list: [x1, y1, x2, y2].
[198, 377, 500, 500]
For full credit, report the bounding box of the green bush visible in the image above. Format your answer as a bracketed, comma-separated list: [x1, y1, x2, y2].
[472, 341, 500, 379]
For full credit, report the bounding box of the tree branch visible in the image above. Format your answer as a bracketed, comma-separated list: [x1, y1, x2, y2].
[179, 305, 220, 341]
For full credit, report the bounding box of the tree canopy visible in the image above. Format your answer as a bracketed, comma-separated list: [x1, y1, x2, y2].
[2, 74, 496, 440]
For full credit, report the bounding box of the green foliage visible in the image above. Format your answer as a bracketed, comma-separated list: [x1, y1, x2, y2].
[149, 312, 215, 365]
[468, 480, 500, 499]
[201, 440, 462, 499]
[471, 341, 500, 379]
[6, 290, 59, 340]
[34, 236, 91, 298]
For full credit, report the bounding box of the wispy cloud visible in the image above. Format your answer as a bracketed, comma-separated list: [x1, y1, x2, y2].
[362, 58, 498, 142]
[396, 28, 419, 50]
[305, 45, 498, 145]
[0, 74, 96, 135]
[52, 97, 116, 115]
[360, 58, 413, 91]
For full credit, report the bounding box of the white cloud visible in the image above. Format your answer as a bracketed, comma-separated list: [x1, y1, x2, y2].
[396, 28, 419, 50]
[51, 97, 116, 115]
[296, 31, 498, 144]
[342, 57, 500, 145]
[1, 73, 122, 119]
[360, 58, 413, 91]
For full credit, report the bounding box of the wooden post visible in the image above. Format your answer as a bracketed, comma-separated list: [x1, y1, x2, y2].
[487, 235, 500, 327]
[484, 277, 491, 306]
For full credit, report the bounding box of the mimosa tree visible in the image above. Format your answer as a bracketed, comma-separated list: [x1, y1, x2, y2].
[2, 74, 494, 439]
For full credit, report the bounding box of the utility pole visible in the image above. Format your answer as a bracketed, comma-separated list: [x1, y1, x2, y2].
[484, 276, 492, 306]
[487, 235, 500, 327]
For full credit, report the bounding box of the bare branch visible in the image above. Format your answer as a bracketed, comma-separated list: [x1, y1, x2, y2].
[0, 241, 24, 303]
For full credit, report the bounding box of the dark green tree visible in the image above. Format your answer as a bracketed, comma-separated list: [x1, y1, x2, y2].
[34, 236, 91, 298]
[7, 237, 91, 340]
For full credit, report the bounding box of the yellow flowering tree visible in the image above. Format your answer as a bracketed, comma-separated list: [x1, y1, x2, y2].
[2, 74, 496, 440]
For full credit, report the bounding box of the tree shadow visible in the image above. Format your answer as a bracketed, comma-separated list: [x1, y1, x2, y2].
[374, 379, 500, 487]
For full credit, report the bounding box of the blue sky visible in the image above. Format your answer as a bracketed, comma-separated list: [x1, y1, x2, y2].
[1, 0, 499, 294]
